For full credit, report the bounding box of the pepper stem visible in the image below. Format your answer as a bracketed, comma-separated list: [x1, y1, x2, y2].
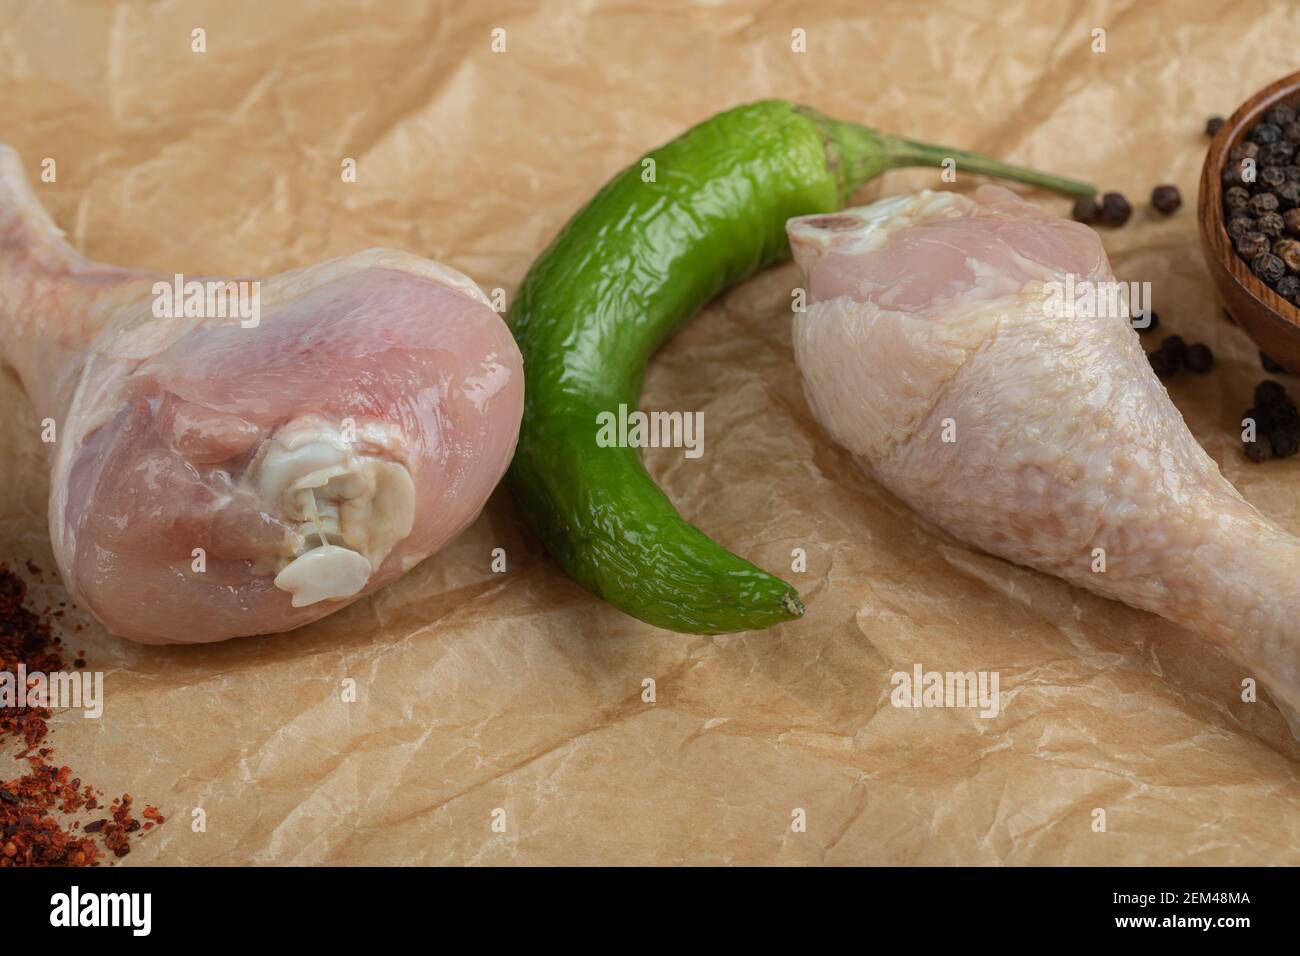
[811, 111, 1097, 201]
[884, 135, 1097, 197]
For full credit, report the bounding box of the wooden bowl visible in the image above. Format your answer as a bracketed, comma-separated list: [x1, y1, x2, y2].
[1199, 69, 1300, 373]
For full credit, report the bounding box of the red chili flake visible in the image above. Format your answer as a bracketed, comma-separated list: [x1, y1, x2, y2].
[0, 564, 164, 866]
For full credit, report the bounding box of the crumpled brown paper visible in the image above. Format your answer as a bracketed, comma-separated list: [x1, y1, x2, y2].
[2, 0, 1299, 866]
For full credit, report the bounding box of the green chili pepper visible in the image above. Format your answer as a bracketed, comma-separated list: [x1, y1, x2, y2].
[507, 100, 1095, 634]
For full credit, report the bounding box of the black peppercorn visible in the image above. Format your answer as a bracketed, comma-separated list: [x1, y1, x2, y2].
[1268, 405, 1300, 458]
[1224, 185, 1251, 211]
[1225, 113, 1300, 289]
[1262, 141, 1297, 166]
[1255, 380, 1287, 407]
[1252, 252, 1287, 283]
[1267, 400, 1300, 431]
[1206, 116, 1225, 136]
[1270, 431, 1297, 457]
[1071, 195, 1098, 224]
[1277, 181, 1300, 211]
[1097, 191, 1131, 227]
[1260, 166, 1288, 191]
[1227, 215, 1256, 240]
[1245, 434, 1274, 462]
[1268, 104, 1297, 127]
[1278, 275, 1300, 301]
[1237, 231, 1271, 259]
[1183, 343, 1213, 373]
[1150, 184, 1181, 215]
[1229, 141, 1260, 163]
[1148, 349, 1178, 379]
[1257, 210, 1286, 238]
[1274, 238, 1300, 273]
[1133, 309, 1158, 333]
[1262, 351, 1287, 373]
[1251, 122, 1284, 145]
[1249, 191, 1280, 216]
[1160, 335, 1187, 363]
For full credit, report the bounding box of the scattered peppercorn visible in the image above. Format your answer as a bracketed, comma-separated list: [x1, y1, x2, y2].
[1148, 348, 1179, 379]
[1183, 343, 1213, 373]
[1097, 191, 1132, 227]
[1150, 184, 1181, 215]
[1243, 378, 1300, 461]
[1261, 351, 1288, 373]
[1071, 195, 1099, 224]
[1255, 379, 1287, 407]
[1286, 208, 1300, 237]
[1269, 403, 1300, 457]
[1147, 334, 1215, 380]
[1206, 116, 1225, 136]
[1244, 432, 1274, 462]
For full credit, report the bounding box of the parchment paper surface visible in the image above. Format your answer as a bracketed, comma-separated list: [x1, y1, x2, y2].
[2, 0, 1298, 865]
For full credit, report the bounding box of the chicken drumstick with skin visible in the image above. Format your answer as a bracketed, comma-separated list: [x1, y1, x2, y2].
[0, 146, 523, 644]
[788, 185, 1300, 736]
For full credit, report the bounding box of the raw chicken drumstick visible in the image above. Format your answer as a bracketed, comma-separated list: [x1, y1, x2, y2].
[0, 146, 523, 643]
[788, 185, 1300, 736]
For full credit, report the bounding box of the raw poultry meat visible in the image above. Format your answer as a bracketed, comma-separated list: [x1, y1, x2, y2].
[788, 185, 1300, 736]
[0, 146, 523, 643]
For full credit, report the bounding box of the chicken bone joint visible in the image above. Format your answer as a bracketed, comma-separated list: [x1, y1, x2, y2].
[244, 415, 417, 607]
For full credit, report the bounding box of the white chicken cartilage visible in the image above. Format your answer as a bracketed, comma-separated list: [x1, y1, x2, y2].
[243, 416, 418, 604]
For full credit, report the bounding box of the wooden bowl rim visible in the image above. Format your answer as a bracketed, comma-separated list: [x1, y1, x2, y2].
[1200, 70, 1300, 332]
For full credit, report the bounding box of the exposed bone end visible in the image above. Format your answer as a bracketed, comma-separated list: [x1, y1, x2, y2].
[244, 415, 417, 606]
[786, 190, 961, 274]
